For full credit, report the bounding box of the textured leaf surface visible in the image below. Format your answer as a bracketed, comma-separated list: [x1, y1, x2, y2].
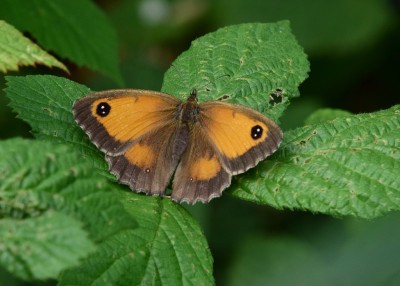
[0, 138, 136, 279]
[162, 21, 309, 122]
[0, 211, 94, 280]
[5, 75, 109, 176]
[0, 21, 67, 73]
[0, 138, 136, 242]
[232, 105, 400, 218]
[0, 0, 122, 84]
[60, 193, 214, 286]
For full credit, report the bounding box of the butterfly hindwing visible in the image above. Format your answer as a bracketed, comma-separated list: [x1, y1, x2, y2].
[172, 125, 231, 203]
[107, 124, 188, 196]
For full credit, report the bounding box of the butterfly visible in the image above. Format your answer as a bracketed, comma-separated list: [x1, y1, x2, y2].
[73, 89, 283, 204]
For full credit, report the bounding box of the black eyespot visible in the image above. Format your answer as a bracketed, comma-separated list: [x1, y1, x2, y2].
[96, 102, 111, 117]
[251, 125, 263, 139]
[145, 168, 150, 173]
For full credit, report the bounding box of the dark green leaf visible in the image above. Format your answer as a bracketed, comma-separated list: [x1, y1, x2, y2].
[0, 0, 122, 84]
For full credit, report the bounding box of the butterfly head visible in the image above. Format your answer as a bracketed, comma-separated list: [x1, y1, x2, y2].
[188, 89, 198, 102]
[180, 89, 200, 124]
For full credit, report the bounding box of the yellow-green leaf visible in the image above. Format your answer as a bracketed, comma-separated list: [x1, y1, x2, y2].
[0, 21, 67, 73]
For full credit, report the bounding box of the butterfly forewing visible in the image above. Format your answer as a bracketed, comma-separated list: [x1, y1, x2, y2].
[73, 90, 183, 195]
[73, 90, 181, 155]
[198, 101, 283, 174]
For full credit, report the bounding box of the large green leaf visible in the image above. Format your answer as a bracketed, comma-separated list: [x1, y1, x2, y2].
[0, 21, 67, 73]
[60, 193, 214, 286]
[162, 21, 309, 122]
[232, 105, 400, 218]
[0, 138, 137, 240]
[0, 0, 122, 84]
[0, 211, 94, 280]
[0, 138, 136, 279]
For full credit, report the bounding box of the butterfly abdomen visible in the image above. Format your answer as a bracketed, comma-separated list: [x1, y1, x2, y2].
[172, 126, 189, 161]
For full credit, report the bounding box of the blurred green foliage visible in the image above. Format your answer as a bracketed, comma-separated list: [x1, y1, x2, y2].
[0, 0, 399, 285]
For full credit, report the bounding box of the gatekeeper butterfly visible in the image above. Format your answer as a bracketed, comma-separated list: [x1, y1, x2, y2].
[73, 89, 282, 204]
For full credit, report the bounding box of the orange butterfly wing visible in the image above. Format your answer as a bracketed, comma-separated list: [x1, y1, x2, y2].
[73, 90, 184, 195]
[73, 89, 181, 154]
[172, 101, 282, 204]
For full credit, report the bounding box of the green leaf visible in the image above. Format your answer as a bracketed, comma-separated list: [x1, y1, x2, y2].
[162, 21, 309, 121]
[227, 236, 329, 286]
[0, 21, 67, 73]
[60, 193, 214, 286]
[0, 138, 138, 279]
[304, 108, 353, 126]
[215, 0, 394, 55]
[0, 0, 122, 84]
[5, 75, 89, 138]
[0, 211, 95, 280]
[0, 138, 136, 241]
[232, 105, 400, 218]
[5, 75, 109, 176]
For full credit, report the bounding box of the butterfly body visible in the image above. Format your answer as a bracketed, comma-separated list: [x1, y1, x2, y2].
[73, 89, 282, 204]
